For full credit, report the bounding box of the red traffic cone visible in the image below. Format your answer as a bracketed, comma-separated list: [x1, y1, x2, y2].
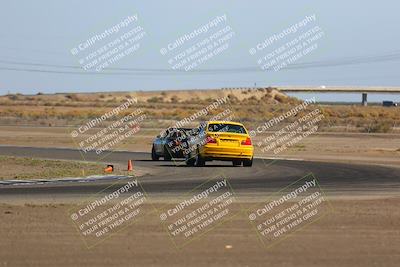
[104, 165, 114, 173]
[127, 160, 133, 171]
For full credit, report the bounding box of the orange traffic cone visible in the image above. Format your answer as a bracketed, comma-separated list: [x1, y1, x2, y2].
[104, 165, 114, 173]
[127, 160, 133, 171]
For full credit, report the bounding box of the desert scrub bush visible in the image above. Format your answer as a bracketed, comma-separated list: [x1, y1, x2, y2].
[244, 96, 259, 105]
[147, 96, 164, 103]
[7, 94, 21, 101]
[227, 94, 239, 104]
[170, 95, 180, 103]
[106, 97, 117, 103]
[65, 94, 82, 101]
[319, 108, 335, 119]
[182, 97, 201, 104]
[274, 94, 287, 103]
[364, 121, 392, 133]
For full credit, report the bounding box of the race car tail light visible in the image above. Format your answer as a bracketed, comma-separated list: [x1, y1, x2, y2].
[241, 137, 252, 146]
[206, 136, 217, 144]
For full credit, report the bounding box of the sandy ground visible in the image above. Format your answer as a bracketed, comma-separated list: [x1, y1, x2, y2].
[0, 126, 399, 167]
[0, 197, 399, 267]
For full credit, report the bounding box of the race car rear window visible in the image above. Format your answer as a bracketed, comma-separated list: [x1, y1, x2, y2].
[207, 123, 246, 134]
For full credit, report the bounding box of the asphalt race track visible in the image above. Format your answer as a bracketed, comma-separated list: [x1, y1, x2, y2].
[0, 146, 399, 198]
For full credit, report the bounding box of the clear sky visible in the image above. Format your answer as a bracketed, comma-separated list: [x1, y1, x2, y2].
[1, 0, 400, 94]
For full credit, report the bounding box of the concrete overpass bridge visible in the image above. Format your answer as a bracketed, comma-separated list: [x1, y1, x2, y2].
[277, 86, 400, 105]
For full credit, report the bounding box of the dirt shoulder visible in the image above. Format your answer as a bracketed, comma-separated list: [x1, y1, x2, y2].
[1, 197, 399, 267]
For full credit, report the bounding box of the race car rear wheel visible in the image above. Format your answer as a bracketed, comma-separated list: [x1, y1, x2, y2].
[243, 158, 253, 167]
[163, 146, 172, 161]
[194, 150, 205, 167]
[151, 146, 159, 161]
[185, 156, 195, 166]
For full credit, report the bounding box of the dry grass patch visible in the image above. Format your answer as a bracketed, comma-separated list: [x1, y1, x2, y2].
[0, 156, 106, 180]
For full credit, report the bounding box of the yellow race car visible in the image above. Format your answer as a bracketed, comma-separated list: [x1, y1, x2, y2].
[185, 121, 254, 167]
